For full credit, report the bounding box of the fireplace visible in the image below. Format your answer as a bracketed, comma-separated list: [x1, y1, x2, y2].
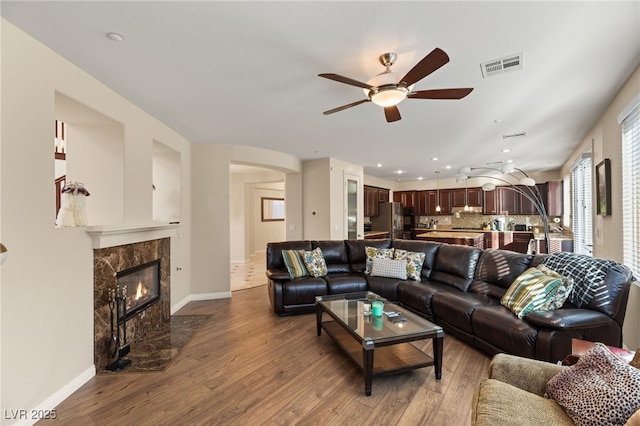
[116, 259, 160, 323]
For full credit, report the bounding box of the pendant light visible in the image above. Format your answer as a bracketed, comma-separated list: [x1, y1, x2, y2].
[464, 179, 470, 211]
[435, 171, 441, 212]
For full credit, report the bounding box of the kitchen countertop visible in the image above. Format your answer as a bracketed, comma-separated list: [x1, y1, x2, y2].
[415, 231, 484, 239]
[364, 231, 389, 238]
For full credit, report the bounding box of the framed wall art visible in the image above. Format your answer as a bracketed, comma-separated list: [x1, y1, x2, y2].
[596, 158, 611, 216]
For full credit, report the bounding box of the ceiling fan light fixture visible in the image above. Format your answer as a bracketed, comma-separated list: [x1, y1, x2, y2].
[370, 87, 408, 107]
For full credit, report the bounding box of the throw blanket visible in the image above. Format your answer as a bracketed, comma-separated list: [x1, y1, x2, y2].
[542, 252, 618, 308]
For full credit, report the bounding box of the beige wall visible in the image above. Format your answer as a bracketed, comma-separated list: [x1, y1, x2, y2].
[561, 64, 640, 350]
[1, 19, 192, 415]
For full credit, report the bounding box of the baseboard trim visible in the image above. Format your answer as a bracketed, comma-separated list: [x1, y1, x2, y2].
[171, 291, 232, 315]
[13, 365, 96, 426]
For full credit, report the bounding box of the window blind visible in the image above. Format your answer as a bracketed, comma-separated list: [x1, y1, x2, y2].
[572, 154, 592, 256]
[622, 100, 640, 279]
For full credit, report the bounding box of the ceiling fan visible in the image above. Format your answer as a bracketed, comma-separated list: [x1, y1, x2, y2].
[318, 48, 473, 123]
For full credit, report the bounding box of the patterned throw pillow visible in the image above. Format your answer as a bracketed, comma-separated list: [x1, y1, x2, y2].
[394, 249, 426, 281]
[542, 252, 617, 308]
[501, 267, 564, 318]
[536, 265, 574, 310]
[370, 257, 408, 280]
[364, 247, 395, 275]
[303, 247, 328, 278]
[281, 249, 309, 279]
[545, 343, 640, 426]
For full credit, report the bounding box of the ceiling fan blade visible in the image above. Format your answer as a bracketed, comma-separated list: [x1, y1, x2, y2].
[408, 88, 474, 99]
[384, 106, 401, 123]
[323, 99, 370, 115]
[318, 73, 373, 89]
[399, 48, 450, 87]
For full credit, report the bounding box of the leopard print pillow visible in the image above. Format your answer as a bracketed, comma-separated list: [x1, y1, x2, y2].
[545, 343, 640, 426]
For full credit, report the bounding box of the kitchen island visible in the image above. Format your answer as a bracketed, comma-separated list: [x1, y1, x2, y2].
[415, 231, 484, 248]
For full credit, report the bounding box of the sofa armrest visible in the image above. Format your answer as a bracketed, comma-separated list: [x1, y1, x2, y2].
[489, 353, 565, 396]
[266, 269, 290, 281]
[525, 308, 613, 330]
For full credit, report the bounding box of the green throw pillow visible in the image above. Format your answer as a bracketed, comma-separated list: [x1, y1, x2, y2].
[281, 249, 309, 279]
[303, 247, 328, 278]
[501, 267, 564, 318]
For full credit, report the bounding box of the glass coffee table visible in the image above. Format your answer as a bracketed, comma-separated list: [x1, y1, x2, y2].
[316, 291, 444, 396]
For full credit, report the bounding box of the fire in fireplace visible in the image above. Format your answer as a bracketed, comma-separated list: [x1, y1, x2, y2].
[116, 259, 160, 323]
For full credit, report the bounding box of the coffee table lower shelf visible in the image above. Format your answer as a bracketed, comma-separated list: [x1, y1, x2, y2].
[322, 320, 434, 378]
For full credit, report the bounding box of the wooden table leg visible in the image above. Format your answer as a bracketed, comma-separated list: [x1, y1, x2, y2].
[433, 335, 443, 380]
[316, 305, 323, 336]
[363, 340, 374, 396]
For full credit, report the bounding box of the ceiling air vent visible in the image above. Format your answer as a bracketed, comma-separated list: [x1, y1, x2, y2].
[503, 131, 527, 139]
[481, 53, 524, 78]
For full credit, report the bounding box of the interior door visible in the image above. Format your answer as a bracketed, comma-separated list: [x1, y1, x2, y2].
[345, 174, 360, 239]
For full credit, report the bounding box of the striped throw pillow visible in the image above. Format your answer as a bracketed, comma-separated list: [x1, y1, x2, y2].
[501, 267, 564, 318]
[282, 249, 309, 279]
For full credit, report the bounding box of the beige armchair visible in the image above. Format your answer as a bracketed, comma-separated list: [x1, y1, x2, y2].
[471, 353, 573, 425]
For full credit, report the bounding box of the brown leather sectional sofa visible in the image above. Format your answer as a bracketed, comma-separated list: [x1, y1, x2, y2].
[266, 239, 633, 363]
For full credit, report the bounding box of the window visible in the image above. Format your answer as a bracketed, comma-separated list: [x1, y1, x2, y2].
[620, 94, 640, 278]
[572, 152, 593, 256]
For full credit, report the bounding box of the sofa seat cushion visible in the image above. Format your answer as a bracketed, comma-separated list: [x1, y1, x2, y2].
[472, 378, 574, 426]
[324, 273, 368, 294]
[366, 275, 405, 301]
[397, 280, 455, 320]
[472, 305, 539, 359]
[432, 291, 498, 334]
[282, 277, 328, 306]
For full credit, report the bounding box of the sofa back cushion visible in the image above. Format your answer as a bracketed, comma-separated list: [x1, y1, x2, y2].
[391, 240, 441, 280]
[429, 244, 482, 291]
[312, 240, 350, 274]
[267, 241, 313, 270]
[470, 249, 533, 298]
[345, 239, 392, 273]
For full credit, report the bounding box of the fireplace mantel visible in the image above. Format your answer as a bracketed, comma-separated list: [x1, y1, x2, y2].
[86, 223, 179, 249]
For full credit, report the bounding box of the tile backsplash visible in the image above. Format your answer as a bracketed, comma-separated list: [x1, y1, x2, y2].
[417, 213, 556, 230]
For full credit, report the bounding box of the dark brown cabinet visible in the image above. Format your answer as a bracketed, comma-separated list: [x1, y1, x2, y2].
[498, 187, 519, 215]
[512, 232, 534, 253]
[483, 190, 497, 215]
[364, 185, 390, 217]
[393, 190, 417, 210]
[452, 187, 483, 208]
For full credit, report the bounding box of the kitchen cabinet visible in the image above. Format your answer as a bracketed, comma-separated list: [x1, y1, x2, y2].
[452, 187, 483, 208]
[393, 190, 417, 210]
[364, 185, 390, 217]
[483, 190, 497, 215]
[417, 190, 429, 216]
[498, 187, 519, 215]
[484, 232, 499, 249]
[512, 232, 534, 253]
[431, 189, 452, 215]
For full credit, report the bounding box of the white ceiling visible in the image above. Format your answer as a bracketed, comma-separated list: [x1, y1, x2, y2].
[2, 1, 639, 182]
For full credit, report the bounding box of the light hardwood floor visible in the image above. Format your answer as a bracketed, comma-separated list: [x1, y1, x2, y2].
[43, 286, 492, 425]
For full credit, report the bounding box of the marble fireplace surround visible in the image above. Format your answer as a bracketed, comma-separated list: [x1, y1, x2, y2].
[88, 224, 177, 372]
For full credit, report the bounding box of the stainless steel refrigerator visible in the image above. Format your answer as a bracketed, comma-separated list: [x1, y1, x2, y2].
[371, 202, 404, 239]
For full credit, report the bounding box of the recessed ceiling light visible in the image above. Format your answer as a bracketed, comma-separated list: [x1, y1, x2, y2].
[417, 177, 424, 180]
[396, 170, 404, 174]
[502, 148, 511, 153]
[107, 32, 124, 42]
[376, 163, 382, 167]
[431, 157, 439, 161]
[445, 165, 452, 169]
